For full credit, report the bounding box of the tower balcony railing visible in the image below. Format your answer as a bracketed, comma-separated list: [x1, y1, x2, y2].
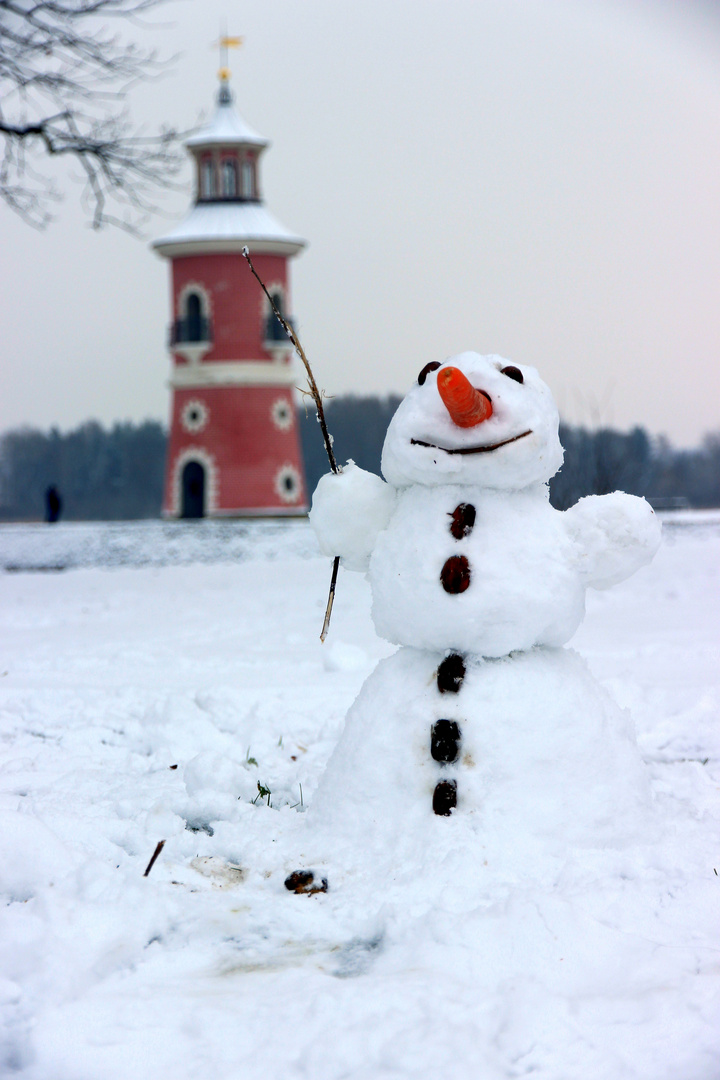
[264, 313, 295, 348]
[170, 317, 213, 348]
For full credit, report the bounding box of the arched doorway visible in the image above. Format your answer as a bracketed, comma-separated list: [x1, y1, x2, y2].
[181, 461, 205, 518]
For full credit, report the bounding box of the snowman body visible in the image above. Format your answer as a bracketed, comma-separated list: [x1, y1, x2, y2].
[306, 353, 661, 867]
[369, 484, 583, 656]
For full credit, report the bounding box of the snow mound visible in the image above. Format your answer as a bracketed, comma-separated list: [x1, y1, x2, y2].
[0, 811, 74, 902]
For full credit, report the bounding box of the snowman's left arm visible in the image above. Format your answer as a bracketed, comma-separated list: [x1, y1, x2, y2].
[561, 492, 662, 589]
[309, 461, 397, 572]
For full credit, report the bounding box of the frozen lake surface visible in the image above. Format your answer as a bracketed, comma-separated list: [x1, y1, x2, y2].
[0, 514, 718, 1079]
[0, 517, 319, 571]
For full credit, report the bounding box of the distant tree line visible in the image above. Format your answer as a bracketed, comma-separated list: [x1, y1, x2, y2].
[550, 426, 720, 510]
[1, 401, 718, 521]
[0, 421, 166, 521]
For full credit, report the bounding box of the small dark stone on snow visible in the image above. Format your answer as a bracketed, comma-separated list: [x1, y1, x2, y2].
[501, 365, 524, 383]
[284, 870, 329, 894]
[448, 503, 476, 540]
[436, 648, 470, 691]
[417, 360, 441, 385]
[441, 555, 471, 593]
[433, 779, 458, 816]
[431, 719, 461, 763]
[437, 653, 466, 693]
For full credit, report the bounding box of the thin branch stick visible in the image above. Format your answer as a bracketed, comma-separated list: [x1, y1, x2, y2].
[321, 556, 341, 642]
[242, 246, 340, 641]
[143, 839, 165, 877]
[242, 247, 338, 473]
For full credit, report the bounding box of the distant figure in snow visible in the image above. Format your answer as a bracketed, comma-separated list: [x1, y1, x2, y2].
[45, 485, 62, 524]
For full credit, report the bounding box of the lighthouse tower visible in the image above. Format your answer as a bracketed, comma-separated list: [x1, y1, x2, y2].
[152, 72, 307, 518]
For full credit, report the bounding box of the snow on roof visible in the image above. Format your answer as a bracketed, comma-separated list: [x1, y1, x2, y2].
[185, 94, 269, 150]
[152, 201, 306, 257]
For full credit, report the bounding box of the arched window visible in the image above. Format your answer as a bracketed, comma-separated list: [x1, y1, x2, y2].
[172, 286, 212, 348]
[242, 158, 255, 198]
[185, 293, 203, 342]
[265, 290, 285, 343]
[221, 159, 237, 197]
[200, 158, 215, 198]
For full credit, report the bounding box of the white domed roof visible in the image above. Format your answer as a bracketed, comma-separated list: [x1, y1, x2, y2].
[152, 201, 305, 257]
[185, 88, 269, 151]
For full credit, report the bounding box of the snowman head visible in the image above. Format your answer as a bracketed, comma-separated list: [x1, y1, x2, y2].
[381, 352, 564, 490]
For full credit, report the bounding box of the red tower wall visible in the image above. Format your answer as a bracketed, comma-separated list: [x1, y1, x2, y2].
[164, 384, 306, 515]
[170, 253, 289, 363]
[162, 250, 308, 517]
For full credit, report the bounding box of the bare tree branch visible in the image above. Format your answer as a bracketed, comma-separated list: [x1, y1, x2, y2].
[0, 0, 185, 229]
[243, 247, 342, 642]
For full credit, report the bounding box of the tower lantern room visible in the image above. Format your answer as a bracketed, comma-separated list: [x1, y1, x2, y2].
[152, 70, 308, 518]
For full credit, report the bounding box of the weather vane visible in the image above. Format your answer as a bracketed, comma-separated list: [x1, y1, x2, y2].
[213, 30, 243, 82]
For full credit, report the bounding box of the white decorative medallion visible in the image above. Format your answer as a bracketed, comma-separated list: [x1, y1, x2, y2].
[181, 399, 209, 433]
[275, 463, 302, 504]
[271, 397, 293, 431]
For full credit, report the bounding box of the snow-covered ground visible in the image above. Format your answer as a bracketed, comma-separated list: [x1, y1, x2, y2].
[0, 514, 718, 1079]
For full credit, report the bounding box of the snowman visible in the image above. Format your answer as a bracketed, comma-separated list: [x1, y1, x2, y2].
[290, 353, 661, 891]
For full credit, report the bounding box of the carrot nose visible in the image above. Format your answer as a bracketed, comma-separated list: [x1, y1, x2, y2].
[437, 367, 493, 427]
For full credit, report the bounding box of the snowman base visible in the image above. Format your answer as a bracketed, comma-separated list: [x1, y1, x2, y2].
[289, 644, 655, 891]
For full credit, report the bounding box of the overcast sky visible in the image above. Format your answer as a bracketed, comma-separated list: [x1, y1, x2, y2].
[1, 0, 719, 447]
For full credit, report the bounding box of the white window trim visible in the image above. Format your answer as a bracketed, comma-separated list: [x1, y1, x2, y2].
[221, 158, 238, 197]
[200, 158, 215, 198]
[177, 281, 212, 320]
[241, 157, 255, 198]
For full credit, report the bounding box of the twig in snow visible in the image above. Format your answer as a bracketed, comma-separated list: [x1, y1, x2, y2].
[143, 839, 165, 877]
[242, 247, 341, 641]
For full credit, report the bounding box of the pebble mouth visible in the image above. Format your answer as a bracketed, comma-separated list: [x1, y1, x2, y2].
[410, 429, 533, 455]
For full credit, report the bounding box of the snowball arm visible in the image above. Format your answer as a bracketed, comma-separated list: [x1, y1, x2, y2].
[562, 492, 662, 589]
[309, 461, 397, 572]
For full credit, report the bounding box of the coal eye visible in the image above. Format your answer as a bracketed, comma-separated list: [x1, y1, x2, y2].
[418, 361, 441, 386]
[501, 365, 524, 384]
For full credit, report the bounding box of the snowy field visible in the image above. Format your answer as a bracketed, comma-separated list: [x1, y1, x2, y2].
[0, 514, 718, 1079]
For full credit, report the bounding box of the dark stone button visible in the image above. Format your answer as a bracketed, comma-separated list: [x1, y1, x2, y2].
[448, 503, 476, 540]
[284, 870, 328, 894]
[437, 653, 466, 693]
[433, 779, 457, 816]
[418, 360, 441, 385]
[431, 719, 461, 763]
[440, 555, 471, 594]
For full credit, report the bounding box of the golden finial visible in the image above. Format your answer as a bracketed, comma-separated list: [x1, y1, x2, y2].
[212, 32, 243, 83]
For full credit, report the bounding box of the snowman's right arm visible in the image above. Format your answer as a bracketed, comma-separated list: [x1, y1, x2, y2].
[309, 461, 397, 572]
